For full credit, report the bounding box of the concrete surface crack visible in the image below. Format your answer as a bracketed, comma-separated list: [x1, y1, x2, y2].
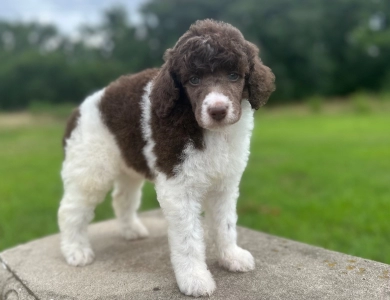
[0, 254, 39, 300]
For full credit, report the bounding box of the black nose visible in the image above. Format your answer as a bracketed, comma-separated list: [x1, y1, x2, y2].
[208, 106, 227, 121]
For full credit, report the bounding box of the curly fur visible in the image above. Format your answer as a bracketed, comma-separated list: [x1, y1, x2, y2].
[59, 19, 275, 298]
[151, 19, 275, 118]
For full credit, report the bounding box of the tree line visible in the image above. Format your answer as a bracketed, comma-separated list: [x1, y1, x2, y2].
[0, 0, 389, 110]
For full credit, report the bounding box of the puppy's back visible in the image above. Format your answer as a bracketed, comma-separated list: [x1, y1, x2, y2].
[99, 68, 159, 179]
[63, 68, 159, 180]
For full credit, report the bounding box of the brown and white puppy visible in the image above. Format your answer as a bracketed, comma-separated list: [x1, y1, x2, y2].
[59, 19, 275, 297]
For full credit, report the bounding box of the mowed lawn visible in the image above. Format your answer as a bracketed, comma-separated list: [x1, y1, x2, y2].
[0, 104, 389, 264]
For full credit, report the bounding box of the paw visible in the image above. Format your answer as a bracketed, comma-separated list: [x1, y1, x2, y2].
[64, 247, 95, 267]
[176, 269, 216, 297]
[121, 219, 149, 240]
[219, 246, 255, 272]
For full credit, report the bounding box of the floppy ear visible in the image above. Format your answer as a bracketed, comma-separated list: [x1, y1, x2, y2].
[150, 50, 180, 118]
[245, 41, 275, 110]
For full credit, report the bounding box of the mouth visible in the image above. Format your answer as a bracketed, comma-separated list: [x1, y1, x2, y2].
[198, 114, 240, 131]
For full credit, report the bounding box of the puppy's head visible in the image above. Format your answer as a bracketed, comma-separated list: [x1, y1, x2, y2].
[151, 19, 275, 130]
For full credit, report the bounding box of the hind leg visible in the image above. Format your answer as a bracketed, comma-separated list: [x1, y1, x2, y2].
[59, 91, 123, 266]
[112, 172, 149, 240]
[58, 180, 111, 266]
[58, 145, 118, 266]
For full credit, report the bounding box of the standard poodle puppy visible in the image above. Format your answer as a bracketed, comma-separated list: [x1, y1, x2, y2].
[59, 19, 275, 297]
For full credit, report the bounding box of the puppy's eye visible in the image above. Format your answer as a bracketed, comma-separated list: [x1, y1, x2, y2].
[189, 76, 201, 85]
[228, 73, 239, 81]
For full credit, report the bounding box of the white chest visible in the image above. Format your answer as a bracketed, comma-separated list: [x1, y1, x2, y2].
[177, 101, 254, 185]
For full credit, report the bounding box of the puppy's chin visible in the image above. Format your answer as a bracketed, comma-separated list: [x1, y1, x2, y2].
[198, 118, 240, 131]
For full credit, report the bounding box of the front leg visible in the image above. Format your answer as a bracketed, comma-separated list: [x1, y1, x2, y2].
[155, 180, 216, 297]
[205, 179, 255, 272]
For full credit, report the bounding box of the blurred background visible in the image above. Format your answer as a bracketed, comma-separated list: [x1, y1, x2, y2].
[1, 0, 389, 264]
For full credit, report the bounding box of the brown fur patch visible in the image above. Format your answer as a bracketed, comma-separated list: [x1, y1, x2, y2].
[63, 108, 80, 148]
[244, 41, 275, 109]
[150, 87, 204, 178]
[99, 69, 159, 180]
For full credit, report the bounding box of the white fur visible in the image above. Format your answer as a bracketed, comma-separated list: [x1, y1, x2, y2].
[140, 81, 157, 174]
[59, 82, 255, 296]
[59, 89, 148, 266]
[153, 99, 254, 296]
[201, 91, 234, 127]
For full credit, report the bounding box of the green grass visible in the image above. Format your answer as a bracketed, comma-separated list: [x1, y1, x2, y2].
[1, 102, 390, 264]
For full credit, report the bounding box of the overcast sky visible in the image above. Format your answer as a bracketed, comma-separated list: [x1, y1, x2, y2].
[0, 0, 147, 34]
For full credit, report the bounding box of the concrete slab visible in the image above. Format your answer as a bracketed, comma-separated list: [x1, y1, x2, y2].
[1, 210, 389, 299]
